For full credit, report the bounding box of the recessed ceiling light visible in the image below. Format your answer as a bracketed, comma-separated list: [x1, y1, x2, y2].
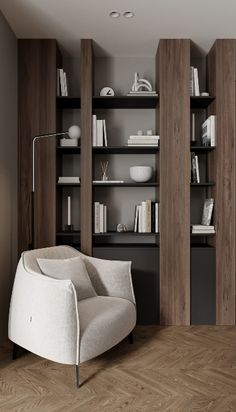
[123, 11, 135, 18]
[109, 11, 120, 18]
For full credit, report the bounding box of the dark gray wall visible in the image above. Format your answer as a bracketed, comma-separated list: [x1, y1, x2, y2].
[0, 11, 17, 344]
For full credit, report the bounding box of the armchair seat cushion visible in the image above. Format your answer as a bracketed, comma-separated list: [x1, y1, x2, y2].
[78, 296, 136, 363]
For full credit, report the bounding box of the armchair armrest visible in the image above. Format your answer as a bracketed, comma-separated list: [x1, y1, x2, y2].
[8, 259, 79, 365]
[82, 255, 136, 305]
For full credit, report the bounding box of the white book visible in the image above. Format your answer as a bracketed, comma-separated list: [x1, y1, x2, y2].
[190, 66, 194, 96]
[210, 115, 216, 146]
[97, 120, 103, 146]
[103, 120, 107, 147]
[129, 135, 160, 141]
[195, 155, 200, 183]
[201, 198, 214, 226]
[58, 176, 80, 183]
[93, 180, 125, 184]
[141, 201, 147, 233]
[134, 205, 138, 232]
[99, 204, 104, 233]
[192, 225, 214, 230]
[104, 205, 107, 233]
[138, 205, 142, 233]
[146, 200, 152, 233]
[193, 68, 200, 96]
[94, 202, 100, 233]
[63, 72, 68, 96]
[59, 69, 65, 96]
[92, 115, 97, 146]
[155, 203, 159, 233]
[202, 118, 210, 146]
[128, 142, 159, 146]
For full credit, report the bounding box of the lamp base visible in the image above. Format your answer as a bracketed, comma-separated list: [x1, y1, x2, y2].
[65, 224, 74, 232]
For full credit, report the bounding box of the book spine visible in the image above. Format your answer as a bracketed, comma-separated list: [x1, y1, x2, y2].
[134, 205, 138, 232]
[141, 201, 147, 232]
[63, 72, 68, 96]
[195, 155, 200, 183]
[138, 205, 142, 233]
[103, 119, 107, 147]
[155, 203, 159, 233]
[94, 202, 100, 233]
[104, 205, 107, 233]
[191, 113, 195, 142]
[92, 115, 97, 146]
[99, 204, 104, 232]
[190, 66, 194, 96]
[59, 69, 65, 96]
[193, 68, 200, 96]
[146, 200, 152, 233]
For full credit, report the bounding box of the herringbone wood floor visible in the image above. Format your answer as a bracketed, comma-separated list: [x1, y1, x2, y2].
[1, 326, 236, 411]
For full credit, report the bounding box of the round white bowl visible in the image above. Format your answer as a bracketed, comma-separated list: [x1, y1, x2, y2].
[130, 166, 153, 182]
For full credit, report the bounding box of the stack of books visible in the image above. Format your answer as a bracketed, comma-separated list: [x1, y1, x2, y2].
[191, 152, 200, 183]
[92, 115, 107, 147]
[57, 68, 68, 96]
[128, 135, 160, 147]
[58, 177, 80, 184]
[202, 115, 216, 146]
[192, 225, 215, 234]
[190, 66, 200, 96]
[127, 91, 158, 97]
[94, 202, 107, 233]
[134, 200, 159, 233]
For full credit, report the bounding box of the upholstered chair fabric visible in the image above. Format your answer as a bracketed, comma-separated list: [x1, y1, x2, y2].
[8, 246, 136, 367]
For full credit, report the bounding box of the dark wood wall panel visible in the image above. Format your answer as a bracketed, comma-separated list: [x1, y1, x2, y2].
[80, 39, 93, 255]
[207, 40, 235, 325]
[18, 40, 58, 253]
[158, 39, 190, 325]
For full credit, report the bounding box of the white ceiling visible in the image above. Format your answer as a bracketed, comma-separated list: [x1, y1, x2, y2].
[1, 0, 236, 57]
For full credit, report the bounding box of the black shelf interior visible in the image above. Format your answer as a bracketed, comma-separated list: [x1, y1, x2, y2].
[93, 96, 159, 109]
[57, 183, 80, 187]
[190, 145, 215, 152]
[93, 231, 159, 236]
[93, 243, 159, 248]
[57, 146, 80, 154]
[93, 146, 159, 154]
[57, 231, 80, 236]
[190, 96, 215, 108]
[191, 182, 215, 187]
[57, 97, 81, 109]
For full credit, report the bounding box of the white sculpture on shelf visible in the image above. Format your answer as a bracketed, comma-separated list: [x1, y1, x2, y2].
[128, 72, 157, 96]
[60, 125, 80, 147]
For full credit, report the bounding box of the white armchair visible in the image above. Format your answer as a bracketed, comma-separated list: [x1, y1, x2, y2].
[8, 246, 136, 387]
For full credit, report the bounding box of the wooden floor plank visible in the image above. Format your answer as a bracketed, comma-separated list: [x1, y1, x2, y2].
[1, 326, 236, 411]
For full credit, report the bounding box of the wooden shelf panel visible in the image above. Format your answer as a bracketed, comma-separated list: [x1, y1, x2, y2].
[190, 145, 215, 152]
[93, 182, 159, 187]
[57, 97, 81, 109]
[190, 96, 215, 108]
[93, 96, 159, 109]
[93, 146, 159, 154]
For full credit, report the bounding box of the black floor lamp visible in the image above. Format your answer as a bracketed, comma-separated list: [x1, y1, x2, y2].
[31, 125, 80, 249]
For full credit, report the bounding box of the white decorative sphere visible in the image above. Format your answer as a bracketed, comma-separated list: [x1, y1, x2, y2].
[68, 125, 81, 139]
[100, 87, 115, 96]
[130, 166, 153, 183]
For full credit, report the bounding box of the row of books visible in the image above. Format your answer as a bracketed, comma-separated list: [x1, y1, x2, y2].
[57, 68, 68, 97]
[191, 152, 200, 183]
[190, 66, 200, 96]
[92, 115, 108, 147]
[94, 202, 107, 233]
[134, 201, 159, 233]
[128, 135, 160, 147]
[202, 115, 216, 146]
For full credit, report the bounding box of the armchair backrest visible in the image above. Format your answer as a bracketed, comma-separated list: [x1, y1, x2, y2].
[22, 245, 81, 274]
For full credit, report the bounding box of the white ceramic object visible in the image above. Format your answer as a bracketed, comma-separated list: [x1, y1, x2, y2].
[130, 166, 153, 183]
[68, 125, 81, 139]
[100, 87, 115, 96]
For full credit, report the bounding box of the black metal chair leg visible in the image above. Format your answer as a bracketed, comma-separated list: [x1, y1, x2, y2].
[128, 331, 134, 344]
[76, 365, 80, 388]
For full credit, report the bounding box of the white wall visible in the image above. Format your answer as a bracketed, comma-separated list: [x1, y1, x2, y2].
[0, 11, 17, 344]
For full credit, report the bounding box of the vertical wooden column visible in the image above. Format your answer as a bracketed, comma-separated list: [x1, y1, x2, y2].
[158, 39, 190, 325]
[80, 39, 93, 255]
[207, 40, 235, 325]
[18, 40, 58, 253]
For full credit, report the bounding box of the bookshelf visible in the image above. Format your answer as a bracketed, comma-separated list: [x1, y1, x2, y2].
[18, 38, 236, 326]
